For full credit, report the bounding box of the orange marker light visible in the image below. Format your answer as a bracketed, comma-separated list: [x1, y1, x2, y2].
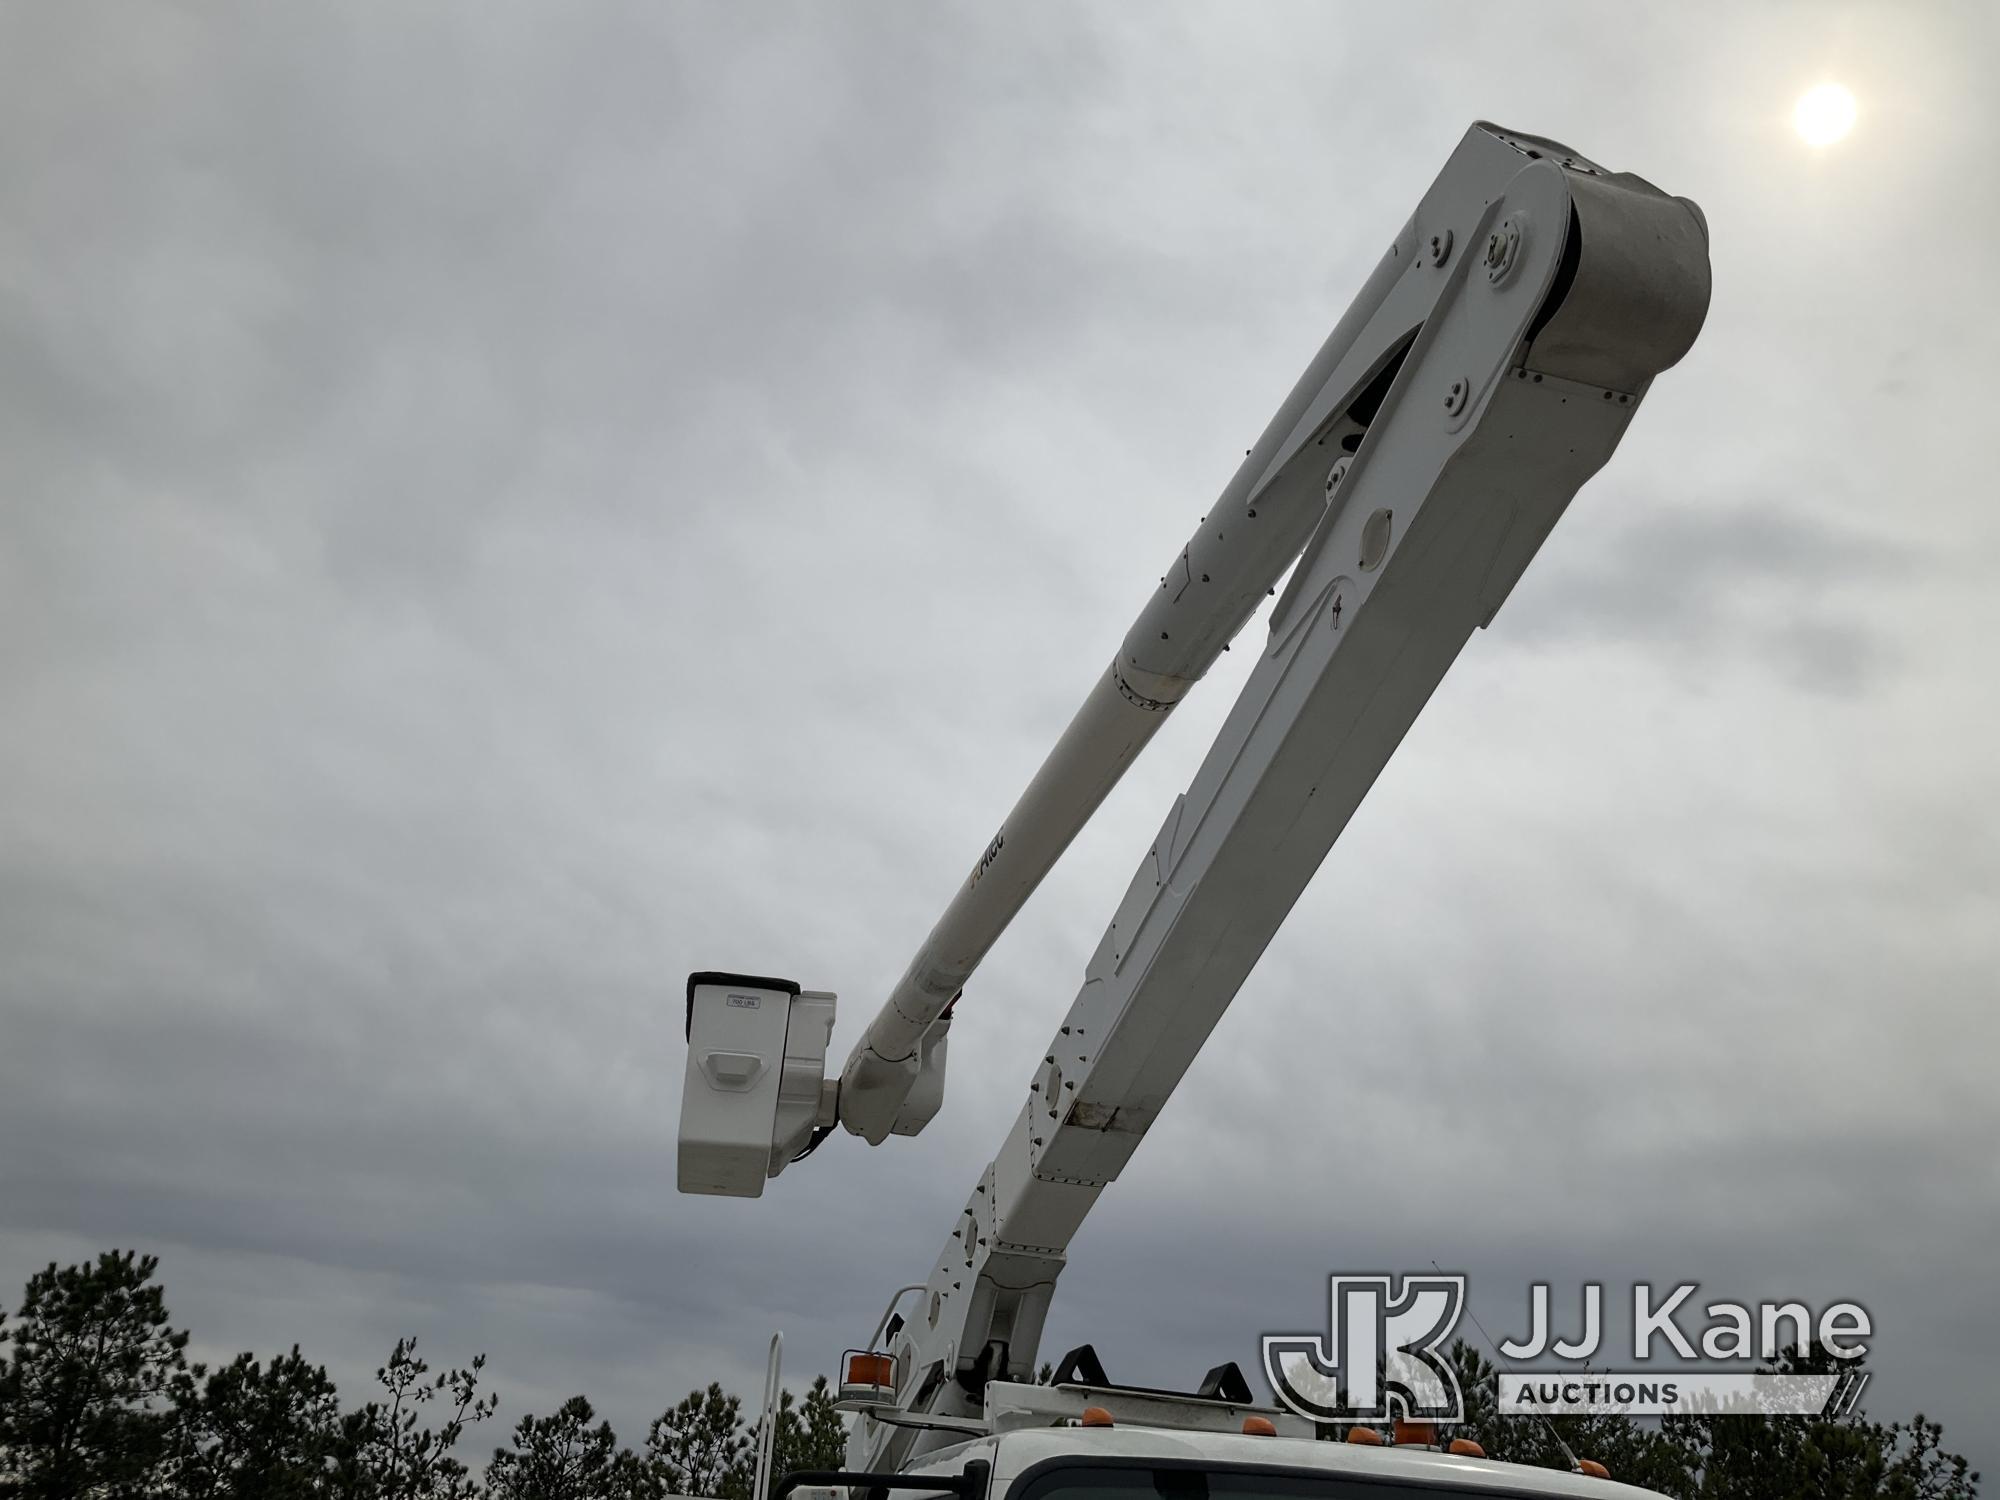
[1577, 1460, 1611, 1479]
[1448, 1439, 1486, 1458]
[845, 1353, 893, 1389]
[1393, 1420, 1437, 1448]
[1242, 1417, 1277, 1437]
[1081, 1406, 1115, 1428]
[1347, 1426, 1384, 1445]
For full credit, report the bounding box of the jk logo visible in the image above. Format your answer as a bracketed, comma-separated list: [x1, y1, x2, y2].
[1263, 1273, 1467, 1423]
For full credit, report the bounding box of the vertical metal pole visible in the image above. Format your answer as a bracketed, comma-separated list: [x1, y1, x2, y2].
[755, 1332, 783, 1500]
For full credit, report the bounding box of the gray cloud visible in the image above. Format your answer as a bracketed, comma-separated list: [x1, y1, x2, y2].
[1497, 499, 1913, 692]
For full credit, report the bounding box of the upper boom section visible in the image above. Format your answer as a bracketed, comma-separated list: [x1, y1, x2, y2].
[833, 122, 1708, 1145]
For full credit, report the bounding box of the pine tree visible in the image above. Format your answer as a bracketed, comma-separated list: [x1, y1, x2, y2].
[646, 1383, 750, 1499]
[1663, 1342, 1979, 1500]
[484, 1395, 658, 1500]
[767, 1377, 848, 1481]
[167, 1345, 342, 1499]
[332, 1338, 496, 1500]
[0, 1250, 193, 1498]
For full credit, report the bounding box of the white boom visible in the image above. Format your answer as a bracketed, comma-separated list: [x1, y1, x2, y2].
[833, 126, 1708, 1147]
[677, 121, 1710, 1475]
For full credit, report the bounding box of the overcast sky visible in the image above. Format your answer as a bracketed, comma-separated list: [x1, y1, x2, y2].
[4, 0, 1997, 1483]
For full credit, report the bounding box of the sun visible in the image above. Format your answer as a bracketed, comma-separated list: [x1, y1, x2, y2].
[1794, 83, 1858, 146]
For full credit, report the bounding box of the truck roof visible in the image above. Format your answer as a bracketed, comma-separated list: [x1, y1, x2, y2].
[902, 1427, 1665, 1500]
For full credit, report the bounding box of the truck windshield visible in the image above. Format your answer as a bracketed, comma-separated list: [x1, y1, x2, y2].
[1011, 1462, 1553, 1500]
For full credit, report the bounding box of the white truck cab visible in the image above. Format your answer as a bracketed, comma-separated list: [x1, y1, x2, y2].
[784, 1380, 1657, 1500]
[900, 1428, 1655, 1500]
